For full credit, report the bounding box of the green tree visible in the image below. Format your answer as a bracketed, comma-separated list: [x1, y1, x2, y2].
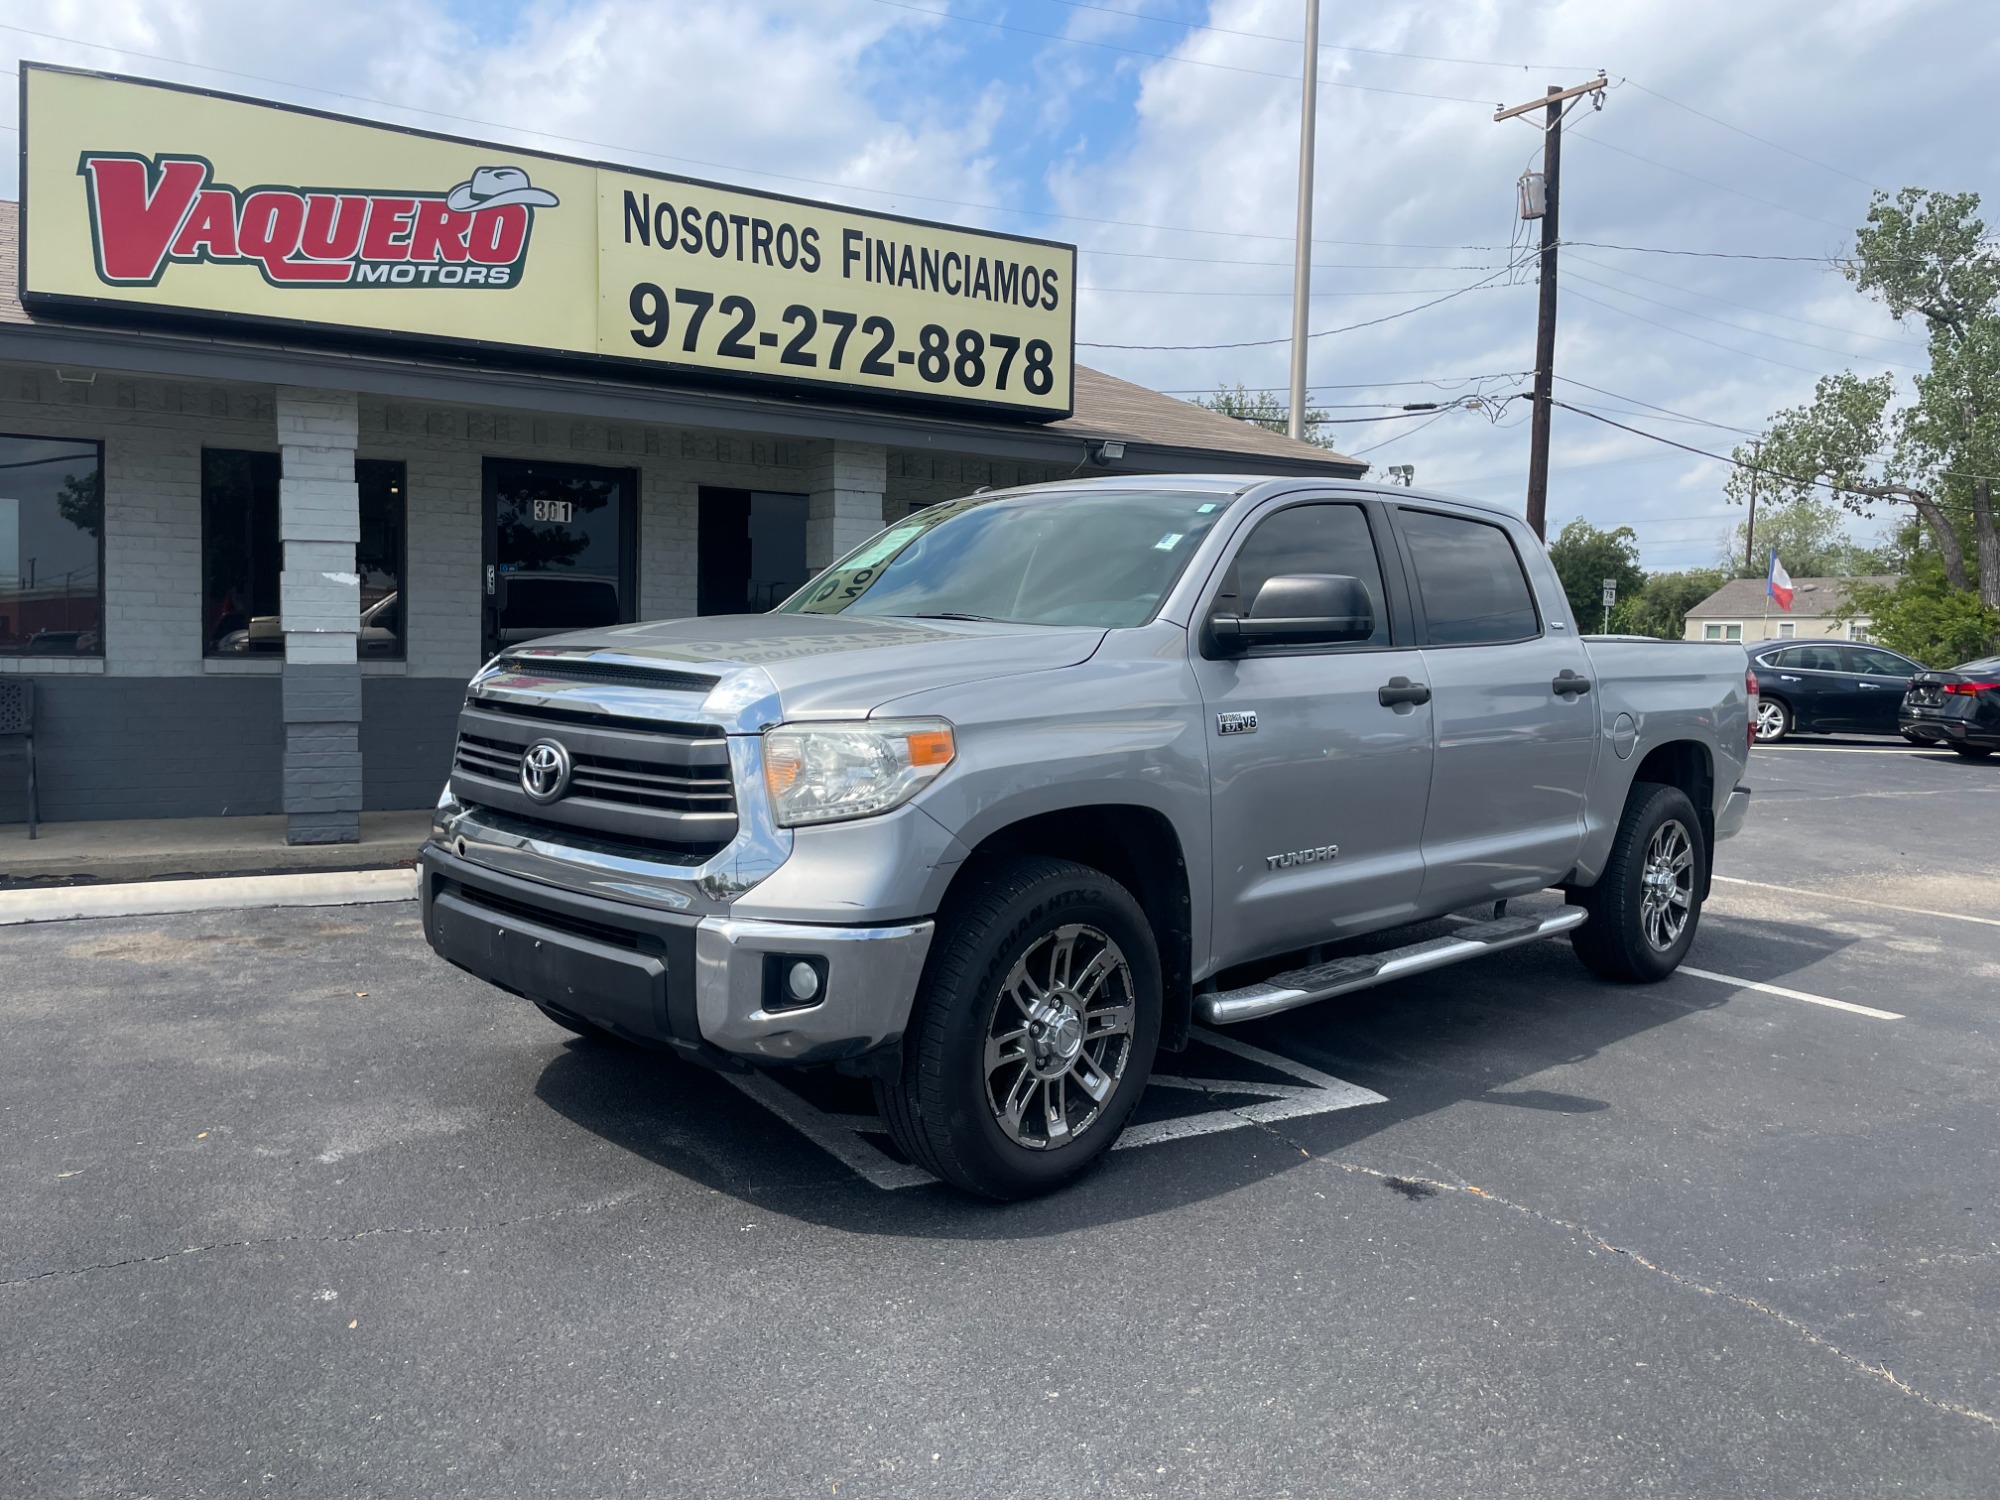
[1837, 551, 2000, 666]
[1729, 191, 2000, 609]
[1624, 567, 1727, 640]
[1196, 384, 1341, 450]
[1547, 518, 1645, 630]
[1724, 494, 1889, 578]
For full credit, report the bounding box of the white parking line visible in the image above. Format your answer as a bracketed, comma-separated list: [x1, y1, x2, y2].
[0, 868, 417, 926]
[1712, 875, 2000, 929]
[1677, 965, 1904, 1021]
[724, 1025, 1386, 1190]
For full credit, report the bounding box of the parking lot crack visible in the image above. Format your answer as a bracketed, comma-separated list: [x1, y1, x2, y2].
[1233, 1114, 2000, 1435]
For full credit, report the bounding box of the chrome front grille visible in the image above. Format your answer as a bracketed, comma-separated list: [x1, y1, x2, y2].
[448, 702, 738, 854]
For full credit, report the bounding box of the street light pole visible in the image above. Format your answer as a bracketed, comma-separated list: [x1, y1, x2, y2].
[1287, 0, 1320, 442]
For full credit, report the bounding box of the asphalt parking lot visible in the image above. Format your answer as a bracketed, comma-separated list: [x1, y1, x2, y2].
[5, 740, 1998, 1498]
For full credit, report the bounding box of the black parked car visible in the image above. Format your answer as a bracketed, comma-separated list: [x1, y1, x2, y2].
[1747, 639, 1922, 744]
[1899, 655, 2000, 759]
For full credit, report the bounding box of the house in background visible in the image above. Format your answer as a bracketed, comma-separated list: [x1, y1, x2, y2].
[1682, 575, 1897, 644]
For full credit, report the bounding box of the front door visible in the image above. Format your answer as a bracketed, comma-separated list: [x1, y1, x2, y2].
[1189, 499, 1434, 971]
[482, 458, 638, 658]
[1391, 504, 1597, 909]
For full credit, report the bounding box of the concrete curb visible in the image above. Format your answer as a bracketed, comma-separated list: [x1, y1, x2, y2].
[0, 868, 419, 926]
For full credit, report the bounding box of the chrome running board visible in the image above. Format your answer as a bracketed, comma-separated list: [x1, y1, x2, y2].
[1196, 906, 1589, 1025]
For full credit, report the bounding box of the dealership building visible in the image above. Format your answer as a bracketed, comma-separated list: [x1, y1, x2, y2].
[0, 66, 1360, 841]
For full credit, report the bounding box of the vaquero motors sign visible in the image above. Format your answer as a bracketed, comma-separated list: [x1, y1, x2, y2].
[20, 65, 1077, 419]
[80, 156, 549, 288]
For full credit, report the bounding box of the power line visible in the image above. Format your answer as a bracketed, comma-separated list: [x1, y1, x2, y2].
[1079, 283, 1505, 297]
[1158, 373, 1529, 394]
[1621, 79, 1883, 191]
[1565, 129, 1857, 231]
[1082, 247, 1514, 269]
[1350, 407, 1463, 455]
[1079, 265, 1526, 349]
[1561, 239, 1830, 262]
[1565, 271, 1927, 370]
[861, 0, 1501, 104]
[1563, 286, 1840, 378]
[1565, 253, 1922, 347]
[1553, 376, 1765, 437]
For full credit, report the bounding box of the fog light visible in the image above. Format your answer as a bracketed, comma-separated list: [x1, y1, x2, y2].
[761, 952, 829, 1013]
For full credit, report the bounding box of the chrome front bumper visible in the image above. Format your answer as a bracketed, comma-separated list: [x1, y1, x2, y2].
[421, 846, 931, 1067]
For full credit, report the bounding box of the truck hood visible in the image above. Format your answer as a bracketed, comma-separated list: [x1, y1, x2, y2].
[514, 613, 1109, 720]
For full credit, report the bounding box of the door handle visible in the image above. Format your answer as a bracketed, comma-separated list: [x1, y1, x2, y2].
[1552, 669, 1591, 697]
[1378, 676, 1431, 707]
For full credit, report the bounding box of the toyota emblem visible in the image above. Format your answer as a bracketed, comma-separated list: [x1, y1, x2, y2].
[519, 739, 572, 803]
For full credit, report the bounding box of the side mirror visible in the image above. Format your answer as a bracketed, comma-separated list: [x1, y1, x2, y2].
[1209, 574, 1375, 654]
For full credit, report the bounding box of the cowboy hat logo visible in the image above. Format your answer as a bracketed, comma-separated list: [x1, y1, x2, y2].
[445, 165, 560, 213]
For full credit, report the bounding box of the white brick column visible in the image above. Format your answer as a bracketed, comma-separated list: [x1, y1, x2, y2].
[276, 387, 362, 844]
[804, 440, 888, 569]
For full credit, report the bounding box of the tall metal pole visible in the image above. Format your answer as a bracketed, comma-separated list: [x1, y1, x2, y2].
[1524, 84, 1562, 540]
[1287, 0, 1320, 442]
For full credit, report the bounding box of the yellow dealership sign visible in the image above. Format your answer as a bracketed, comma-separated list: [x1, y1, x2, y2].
[20, 66, 1077, 419]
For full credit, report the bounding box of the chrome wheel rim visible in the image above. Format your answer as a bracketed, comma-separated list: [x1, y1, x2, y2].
[984, 923, 1135, 1151]
[1639, 818, 1695, 952]
[1754, 702, 1786, 741]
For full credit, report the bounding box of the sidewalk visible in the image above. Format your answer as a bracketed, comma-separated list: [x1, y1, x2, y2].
[0, 810, 433, 886]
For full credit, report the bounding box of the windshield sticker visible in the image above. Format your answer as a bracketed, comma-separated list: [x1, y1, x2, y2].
[1196, 503, 1218, 514]
[1154, 532, 1184, 551]
[842, 524, 926, 572]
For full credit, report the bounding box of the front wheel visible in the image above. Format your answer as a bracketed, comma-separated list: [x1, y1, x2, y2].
[1753, 698, 1791, 743]
[1570, 782, 1707, 983]
[876, 857, 1161, 1199]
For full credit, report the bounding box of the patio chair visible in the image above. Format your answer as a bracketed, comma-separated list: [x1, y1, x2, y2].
[0, 679, 35, 839]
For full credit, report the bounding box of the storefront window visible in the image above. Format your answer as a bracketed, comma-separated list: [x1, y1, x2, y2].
[0, 435, 104, 657]
[202, 451, 406, 657]
[697, 488, 810, 614]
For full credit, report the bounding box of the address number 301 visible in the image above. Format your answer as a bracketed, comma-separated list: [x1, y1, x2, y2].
[626, 283, 1057, 397]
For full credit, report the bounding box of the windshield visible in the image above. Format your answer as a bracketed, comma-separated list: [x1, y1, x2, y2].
[777, 488, 1233, 627]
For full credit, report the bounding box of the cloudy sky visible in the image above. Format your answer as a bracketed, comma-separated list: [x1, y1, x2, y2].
[6, 0, 1994, 568]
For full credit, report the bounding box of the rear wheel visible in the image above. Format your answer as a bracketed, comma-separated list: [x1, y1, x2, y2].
[1951, 744, 1994, 760]
[876, 857, 1161, 1199]
[1753, 699, 1790, 744]
[1570, 782, 1706, 983]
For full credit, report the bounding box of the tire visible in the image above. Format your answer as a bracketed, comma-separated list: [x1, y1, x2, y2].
[876, 856, 1162, 1200]
[1753, 698, 1790, 744]
[1951, 744, 1994, 760]
[1569, 782, 1707, 983]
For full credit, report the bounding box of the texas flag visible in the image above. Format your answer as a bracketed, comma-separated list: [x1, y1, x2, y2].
[1767, 550, 1795, 612]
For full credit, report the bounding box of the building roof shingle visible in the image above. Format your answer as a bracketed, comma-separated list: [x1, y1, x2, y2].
[1684, 574, 1898, 619]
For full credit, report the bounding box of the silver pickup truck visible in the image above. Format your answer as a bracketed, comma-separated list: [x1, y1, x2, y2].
[421, 476, 1755, 1197]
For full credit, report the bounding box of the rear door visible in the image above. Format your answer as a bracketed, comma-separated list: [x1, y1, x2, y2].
[1189, 498, 1434, 969]
[1391, 504, 1596, 910]
[1842, 645, 1917, 733]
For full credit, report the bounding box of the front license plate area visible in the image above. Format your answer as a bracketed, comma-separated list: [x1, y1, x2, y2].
[430, 889, 668, 1041]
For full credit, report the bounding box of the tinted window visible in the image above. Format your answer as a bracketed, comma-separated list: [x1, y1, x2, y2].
[0, 434, 102, 657]
[698, 488, 810, 614]
[1845, 646, 1910, 676]
[1794, 645, 1844, 671]
[202, 449, 282, 655]
[1212, 502, 1389, 646]
[204, 452, 406, 658]
[1397, 508, 1539, 645]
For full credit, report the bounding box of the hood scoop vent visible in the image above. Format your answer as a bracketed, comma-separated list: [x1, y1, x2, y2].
[499, 655, 719, 694]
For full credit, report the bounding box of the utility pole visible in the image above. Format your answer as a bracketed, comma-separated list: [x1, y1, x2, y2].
[1495, 76, 1607, 539]
[1287, 0, 1321, 442]
[1744, 440, 1761, 571]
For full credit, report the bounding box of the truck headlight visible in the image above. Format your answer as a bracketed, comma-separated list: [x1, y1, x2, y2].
[762, 719, 956, 827]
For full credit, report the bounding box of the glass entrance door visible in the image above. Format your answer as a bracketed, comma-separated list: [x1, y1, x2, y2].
[482, 458, 638, 658]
